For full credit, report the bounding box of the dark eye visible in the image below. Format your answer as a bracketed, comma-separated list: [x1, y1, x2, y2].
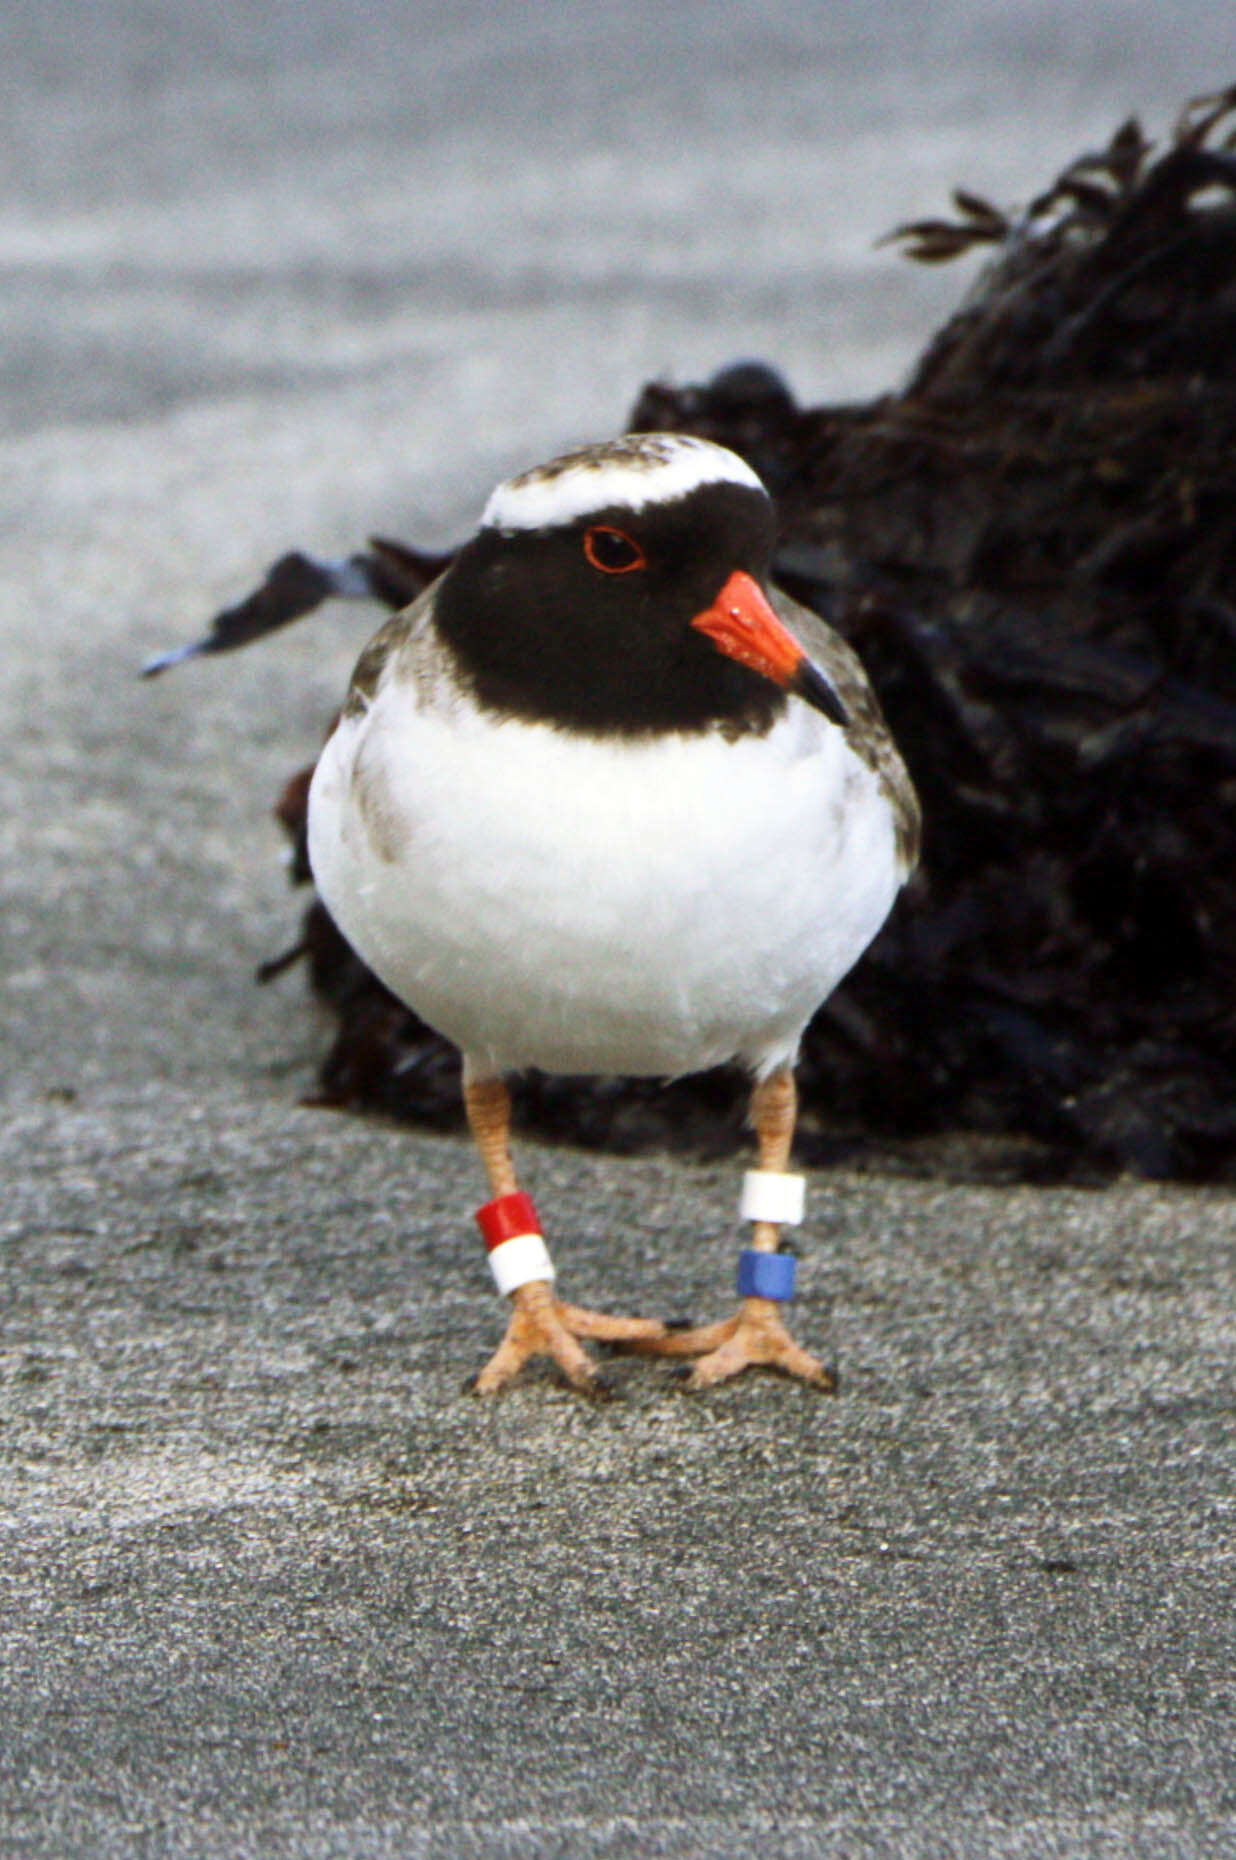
[584, 525, 647, 574]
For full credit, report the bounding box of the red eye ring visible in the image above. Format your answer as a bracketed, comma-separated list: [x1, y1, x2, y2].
[584, 525, 647, 575]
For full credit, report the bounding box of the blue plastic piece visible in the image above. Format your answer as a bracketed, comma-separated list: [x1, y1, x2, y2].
[736, 1248, 797, 1302]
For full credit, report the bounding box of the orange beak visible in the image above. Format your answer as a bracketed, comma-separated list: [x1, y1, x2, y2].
[690, 570, 849, 727]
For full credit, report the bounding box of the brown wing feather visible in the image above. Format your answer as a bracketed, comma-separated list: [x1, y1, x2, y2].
[771, 586, 921, 875]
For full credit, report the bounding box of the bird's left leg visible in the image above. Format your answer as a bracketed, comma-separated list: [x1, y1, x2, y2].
[633, 1066, 836, 1390]
[463, 1065, 670, 1395]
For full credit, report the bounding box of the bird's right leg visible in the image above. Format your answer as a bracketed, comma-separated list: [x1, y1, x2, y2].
[463, 1065, 670, 1395]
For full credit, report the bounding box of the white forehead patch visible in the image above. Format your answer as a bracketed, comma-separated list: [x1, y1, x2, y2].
[481, 433, 767, 533]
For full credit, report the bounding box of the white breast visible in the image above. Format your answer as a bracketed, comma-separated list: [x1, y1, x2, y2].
[308, 674, 902, 1081]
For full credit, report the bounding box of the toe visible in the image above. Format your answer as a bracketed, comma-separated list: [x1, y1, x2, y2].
[677, 1306, 837, 1392]
[557, 1303, 672, 1344]
[469, 1295, 606, 1396]
[625, 1315, 740, 1358]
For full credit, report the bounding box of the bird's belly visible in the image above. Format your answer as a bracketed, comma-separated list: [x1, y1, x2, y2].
[308, 697, 901, 1078]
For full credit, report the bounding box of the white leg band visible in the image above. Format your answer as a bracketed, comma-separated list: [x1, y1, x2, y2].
[740, 1169, 806, 1225]
[488, 1231, 556, 1297]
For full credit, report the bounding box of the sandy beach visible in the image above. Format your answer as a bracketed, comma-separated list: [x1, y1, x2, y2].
[3, 4, 1235, 1853]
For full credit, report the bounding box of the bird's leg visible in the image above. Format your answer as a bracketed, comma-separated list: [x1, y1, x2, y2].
[464, 1069, 596, 1394]
[463, 1068, 669, 1395]
[634, 1067, 836, 1391]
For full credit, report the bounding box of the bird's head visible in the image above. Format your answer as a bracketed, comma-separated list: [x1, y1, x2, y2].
[432, 433, 848, 736]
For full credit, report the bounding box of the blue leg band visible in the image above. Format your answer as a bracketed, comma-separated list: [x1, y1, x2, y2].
[736, 1248, 797, 1302]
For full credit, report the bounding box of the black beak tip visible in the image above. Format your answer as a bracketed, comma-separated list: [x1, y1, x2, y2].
[794, 658, 849, 728]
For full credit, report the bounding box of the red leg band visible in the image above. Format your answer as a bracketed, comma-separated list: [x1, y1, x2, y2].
[476, 1191, 543, 1251]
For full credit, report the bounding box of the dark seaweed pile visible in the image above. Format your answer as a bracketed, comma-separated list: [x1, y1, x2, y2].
[173, 92, 1236, 1179]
